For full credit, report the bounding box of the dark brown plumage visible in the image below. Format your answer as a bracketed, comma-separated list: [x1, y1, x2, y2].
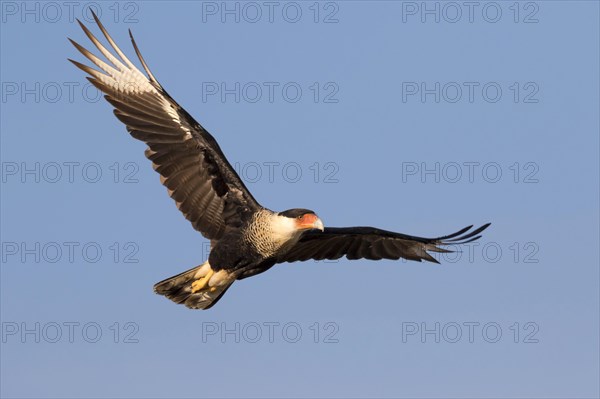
[279, 224, 490, 264]
[69, 13, 490, 310]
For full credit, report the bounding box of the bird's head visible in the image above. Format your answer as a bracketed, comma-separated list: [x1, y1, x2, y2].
[277, 208, 324, 232]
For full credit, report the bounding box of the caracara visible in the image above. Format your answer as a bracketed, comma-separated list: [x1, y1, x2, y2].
[69, 13, 490, 309]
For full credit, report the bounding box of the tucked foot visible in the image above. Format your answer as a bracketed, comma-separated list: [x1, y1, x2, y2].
[191, 269, 214, 293]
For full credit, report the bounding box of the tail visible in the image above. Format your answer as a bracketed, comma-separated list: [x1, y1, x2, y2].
[153, 262, 235, 309]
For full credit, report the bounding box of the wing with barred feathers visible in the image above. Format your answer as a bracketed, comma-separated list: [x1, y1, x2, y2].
[69, 12, 260, 240]
[278, 224, 491, 264]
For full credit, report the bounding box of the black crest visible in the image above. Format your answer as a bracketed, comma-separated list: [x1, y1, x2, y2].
[278, 208, 316, 218]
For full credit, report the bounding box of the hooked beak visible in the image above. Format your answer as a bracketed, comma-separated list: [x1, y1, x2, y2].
[312, 218, 324, 232]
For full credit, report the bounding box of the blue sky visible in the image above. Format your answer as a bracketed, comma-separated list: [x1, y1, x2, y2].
[1, 1, 598, 398]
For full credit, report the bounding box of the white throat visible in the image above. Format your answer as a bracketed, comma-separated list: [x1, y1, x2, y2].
[270, 215, 302, 245]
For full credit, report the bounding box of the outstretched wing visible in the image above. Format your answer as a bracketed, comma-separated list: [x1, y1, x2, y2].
[69, 13, 260, 240]
[278, 223, 491, 264]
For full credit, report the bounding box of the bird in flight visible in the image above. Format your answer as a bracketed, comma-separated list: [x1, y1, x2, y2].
[69, 13, 490, 309]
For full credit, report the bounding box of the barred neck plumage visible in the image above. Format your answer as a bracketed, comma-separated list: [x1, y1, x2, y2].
[244, 209, 304, 258]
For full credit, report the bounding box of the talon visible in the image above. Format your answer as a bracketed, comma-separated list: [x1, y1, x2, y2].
[191, 269, 214, 293]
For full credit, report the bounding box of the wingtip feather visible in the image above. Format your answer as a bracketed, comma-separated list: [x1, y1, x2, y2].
[128, 28, 161, 85]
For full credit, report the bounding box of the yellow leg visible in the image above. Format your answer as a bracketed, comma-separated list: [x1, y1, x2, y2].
[191, 269, 214, 293]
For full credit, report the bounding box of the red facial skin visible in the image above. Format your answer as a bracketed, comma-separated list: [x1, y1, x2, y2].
[295, 213, 322, 230]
